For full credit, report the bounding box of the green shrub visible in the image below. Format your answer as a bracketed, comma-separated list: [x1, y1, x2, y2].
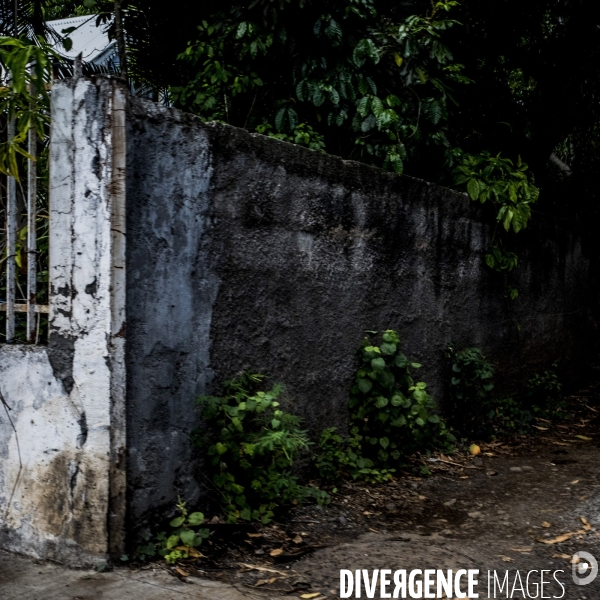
[124, 497, 209, 564]
[492, 365, 563, 434]
[446, 348, 565, 438]
[524, 362, 564, 416]
[494, 396, 535, 434]
[316, 330, 454, 483]
[196, 372, 328, 524]
[446, 346, 496, 437]
[315, 425, 396, 484]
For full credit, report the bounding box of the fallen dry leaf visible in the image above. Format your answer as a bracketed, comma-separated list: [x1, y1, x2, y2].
[175, 567, 190, 577]
[269, 548, 284, 557]
[552, 553, 571, 559]
[499, 555, 512, 562]
[239, 563, 282, 574]
[258, 577, 278, 586]
[511, 547, 533, 553]
[575, 435, 593, 441]
[571, 480, 580, 485]
[581, 517, 592, 531]
[293, 535, 303, 544]
[533, 426, 549, 431]
[247, 533, 262, 538]
[538, 534, 572, 544]
[542, 522, 551, 528]
[175, 546, 205, 559]
[301, 594, 322, 599]
[538, 528, 589, 545]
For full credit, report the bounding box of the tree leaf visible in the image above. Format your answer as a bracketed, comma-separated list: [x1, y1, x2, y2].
[467, 178, 480, 200]
[236, 22, 248, 38]
[275, 107, 286, 131]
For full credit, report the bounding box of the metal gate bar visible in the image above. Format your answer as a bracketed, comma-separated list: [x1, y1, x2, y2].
[26, 87, 38, 342]
[4, 118, 16, 343]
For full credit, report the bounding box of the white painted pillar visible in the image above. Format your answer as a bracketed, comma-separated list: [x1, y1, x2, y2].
[48, 76, 127, 559]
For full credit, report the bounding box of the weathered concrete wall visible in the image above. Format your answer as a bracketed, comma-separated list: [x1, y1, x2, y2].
[3, 78, 596, 552]
[125, 101, 217, 524]
[125, 94, 599, 527]
[0, 77, 126, 564]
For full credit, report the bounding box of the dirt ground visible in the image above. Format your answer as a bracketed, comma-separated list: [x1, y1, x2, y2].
[3, 392, 600, 599]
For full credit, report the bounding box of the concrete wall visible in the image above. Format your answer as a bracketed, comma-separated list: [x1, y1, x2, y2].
[0, 77, 126, 564]
[2, 77, 598, 558]
[125, 95, 599, 528]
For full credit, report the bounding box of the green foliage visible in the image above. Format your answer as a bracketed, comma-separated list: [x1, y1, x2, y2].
[350, 330, 454, 461]
[446, 346, 495, 437]
[492, 364, 564, 434]
[0, 35, 54, 179]
[453, 151, 539, 278]
[196, 373, 328, 524]
[124, 497, 209, 564]
[454, 152, 539, 235]
[316, 330, 454, 483]
[255, 122, 326, 152]
[316, 425, 396, 484]
[1, 35, 54, 342]
[53, 0, 600, 229]
[172, 1, 468, 175]
[446, 348, 565, 438]
[493, 396, 535, 435]
[524, 362, 564, 417]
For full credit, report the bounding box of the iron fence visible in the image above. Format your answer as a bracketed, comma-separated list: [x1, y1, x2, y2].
[1, 112, 49, 343]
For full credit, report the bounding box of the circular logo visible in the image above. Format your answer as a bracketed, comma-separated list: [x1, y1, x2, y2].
[572, 551, 598, 586]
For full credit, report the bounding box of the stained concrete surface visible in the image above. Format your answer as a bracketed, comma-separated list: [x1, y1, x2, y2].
[0, 550, 286, 600]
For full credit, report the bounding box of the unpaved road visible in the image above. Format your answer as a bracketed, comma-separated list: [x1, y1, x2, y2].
[2, 440, 600, 599]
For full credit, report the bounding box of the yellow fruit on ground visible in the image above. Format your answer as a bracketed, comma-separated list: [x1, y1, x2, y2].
[469, 444, 481, 456]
